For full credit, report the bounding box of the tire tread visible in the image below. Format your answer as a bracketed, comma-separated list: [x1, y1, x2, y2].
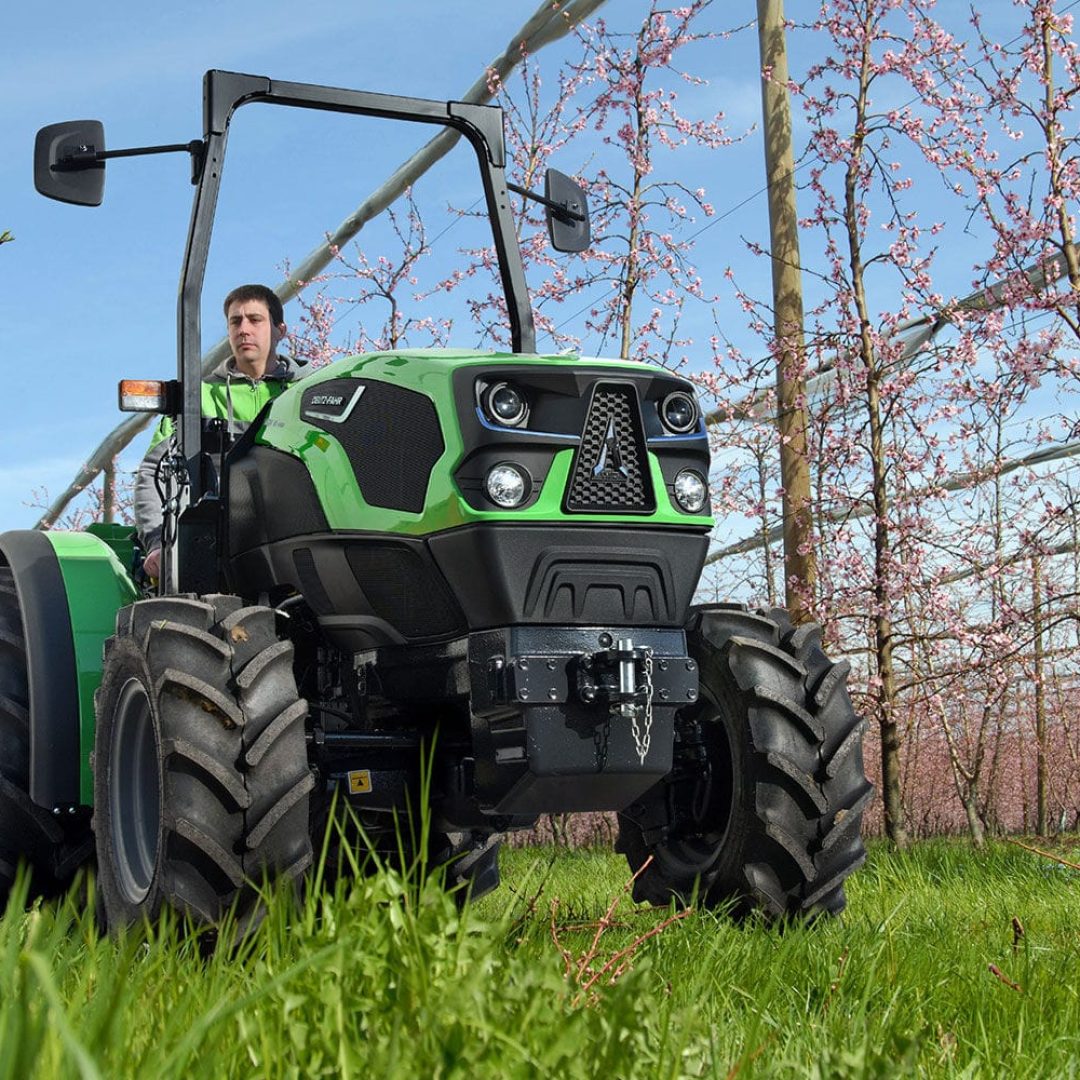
[96, 595, 313, 931]
[617, 603, 871, 920]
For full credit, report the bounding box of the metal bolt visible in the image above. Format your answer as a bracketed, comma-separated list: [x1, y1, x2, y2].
[548, 688, 558, 701]
[599, 632, 613, 648]
[687, 688, 698, 700]
[519, 659, 529, 670]
[658, 659, 668, 671]
[686, 660, 696, 671]
[660, 688, 670, 700]
[520, 689, 530, 700]
[547, 659, 557, 671]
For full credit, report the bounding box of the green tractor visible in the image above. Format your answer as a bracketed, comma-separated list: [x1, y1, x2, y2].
[4, 71, 871, 928]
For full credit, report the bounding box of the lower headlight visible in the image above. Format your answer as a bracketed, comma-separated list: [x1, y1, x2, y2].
[673, 469, 708, 514]
[485, 463, 531, 508]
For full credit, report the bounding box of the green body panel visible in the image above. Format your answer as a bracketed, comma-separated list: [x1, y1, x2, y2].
[255, 349, 714, 534]
[149, 377, 293, 450]
[44, 531, 139, 803]
[86, 521, 137, 570]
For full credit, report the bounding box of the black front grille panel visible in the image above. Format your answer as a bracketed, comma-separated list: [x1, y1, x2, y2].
[565, 382, 655, 513]
[302, 379, 444, 514]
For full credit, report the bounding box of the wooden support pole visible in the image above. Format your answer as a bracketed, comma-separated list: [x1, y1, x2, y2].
[756, 0, 817, 622]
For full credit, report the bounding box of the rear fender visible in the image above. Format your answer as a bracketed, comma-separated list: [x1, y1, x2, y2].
[0, 530, 138, 810]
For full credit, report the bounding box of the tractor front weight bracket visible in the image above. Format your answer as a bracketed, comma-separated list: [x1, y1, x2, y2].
[467, 627, 698, 816]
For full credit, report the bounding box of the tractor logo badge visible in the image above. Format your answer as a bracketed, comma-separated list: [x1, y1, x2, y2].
[304, 384, 366, 424]
[592, 416, 629, 479]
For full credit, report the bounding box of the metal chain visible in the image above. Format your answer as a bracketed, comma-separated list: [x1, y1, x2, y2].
[630, 649, 654, 765]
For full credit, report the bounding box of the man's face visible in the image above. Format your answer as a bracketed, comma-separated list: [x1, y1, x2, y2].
[226, 298, 285, 378]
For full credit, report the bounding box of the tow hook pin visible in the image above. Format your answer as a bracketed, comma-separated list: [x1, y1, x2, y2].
[617, 637, 635, 697]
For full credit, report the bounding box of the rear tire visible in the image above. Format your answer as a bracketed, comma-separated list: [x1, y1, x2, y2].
[0, 567, 89, 908]
[94, 596, 313, 930]
[616, 604, 872, 919]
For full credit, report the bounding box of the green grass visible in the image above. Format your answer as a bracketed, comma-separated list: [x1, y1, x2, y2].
[3, 837, 1079, 1078]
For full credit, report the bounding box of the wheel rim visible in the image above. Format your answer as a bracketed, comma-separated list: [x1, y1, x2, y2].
[110, 677, 161, 904]
[661, 693, 736, 874]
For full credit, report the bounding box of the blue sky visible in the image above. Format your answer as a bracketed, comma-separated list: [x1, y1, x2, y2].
[1, 1, 1067, 537]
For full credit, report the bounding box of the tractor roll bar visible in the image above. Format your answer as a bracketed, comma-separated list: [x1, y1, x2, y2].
[177, 71, 536, 503]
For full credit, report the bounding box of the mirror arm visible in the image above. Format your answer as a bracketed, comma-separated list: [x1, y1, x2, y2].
[506, 181, 586, 223]
[52, 140, 207, 183]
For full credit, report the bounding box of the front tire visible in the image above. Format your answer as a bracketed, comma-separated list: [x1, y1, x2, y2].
[617, 604, 872, 919]
[94, 596, 313, 929]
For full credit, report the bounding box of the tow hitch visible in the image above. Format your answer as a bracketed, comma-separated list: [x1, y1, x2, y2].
[576, 638, 697, 763]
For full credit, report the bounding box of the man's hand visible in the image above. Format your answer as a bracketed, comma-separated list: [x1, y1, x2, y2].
[143, 546, 161, 580]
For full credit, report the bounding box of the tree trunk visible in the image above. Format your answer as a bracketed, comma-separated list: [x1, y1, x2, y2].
[842, 16, 907, 847]
[102, 458, 116, 524]
[1040, 12, 1080, 335]
[1033, 555, 1048, 836]
[757, 447, 777, 606]
[617, 39, 650, 362]
[962, 793, 987, 848]
[938, 696, 986, 848]
[618, 165, 643, 360]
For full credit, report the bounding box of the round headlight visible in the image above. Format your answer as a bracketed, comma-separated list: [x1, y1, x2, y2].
[673, 469, 708, 514]
[484, 382, 528, 427]
[659, 391, 699, 434]
[484, 463, 530, 508]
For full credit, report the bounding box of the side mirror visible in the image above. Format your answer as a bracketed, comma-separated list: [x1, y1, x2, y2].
[545, 169, 590, 253]
[34, 121, 106, 206]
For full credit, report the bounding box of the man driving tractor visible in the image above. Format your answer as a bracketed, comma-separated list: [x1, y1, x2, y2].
[134, 284, 305, 577]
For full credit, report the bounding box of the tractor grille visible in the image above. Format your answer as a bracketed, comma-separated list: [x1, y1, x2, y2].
[303, 379, 444, 514]
[565, 382, 655, 514]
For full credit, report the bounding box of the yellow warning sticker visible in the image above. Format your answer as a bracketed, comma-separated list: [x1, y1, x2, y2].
[348, 770, 372, 795]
